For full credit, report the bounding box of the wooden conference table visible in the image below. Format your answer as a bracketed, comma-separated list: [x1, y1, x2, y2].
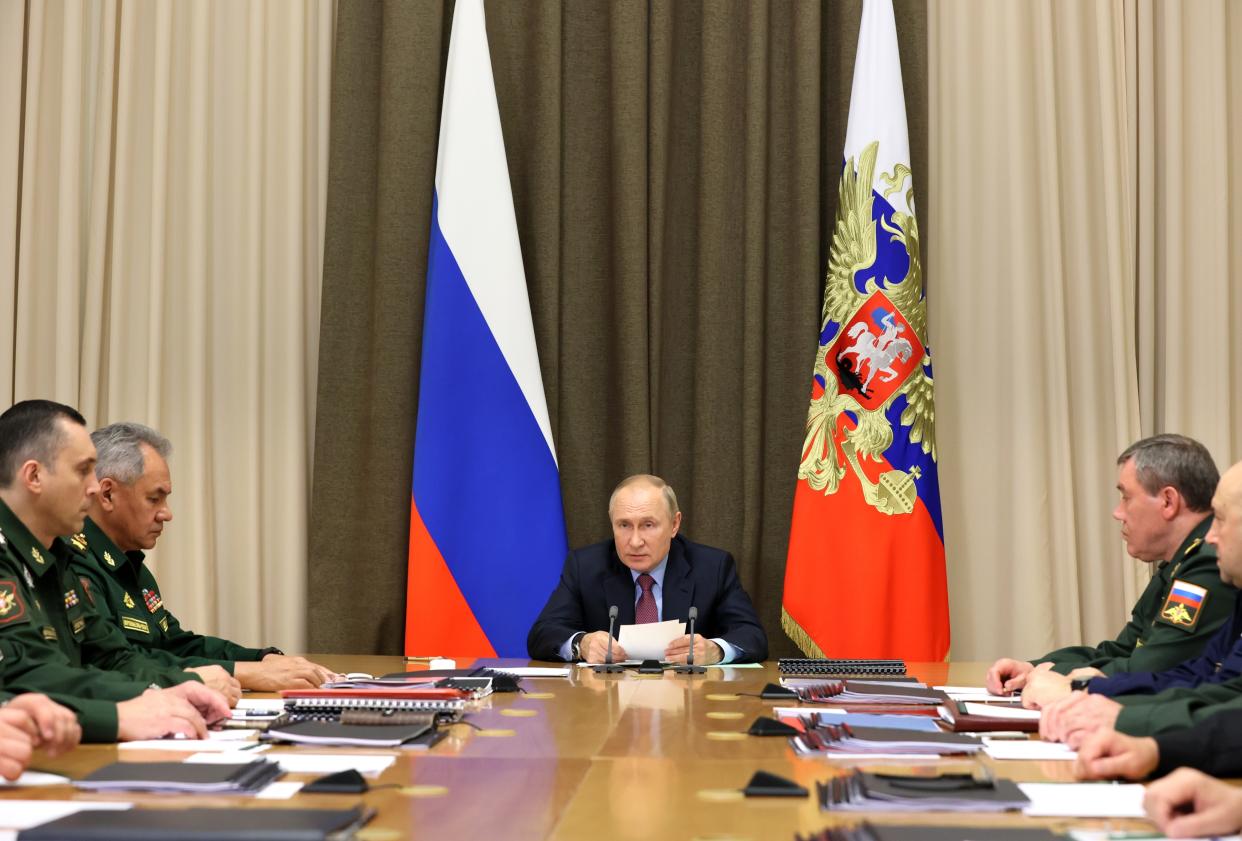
[3, 657, 1155, 840]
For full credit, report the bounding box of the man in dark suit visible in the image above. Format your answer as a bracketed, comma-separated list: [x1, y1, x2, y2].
[527, 474, 767, 664]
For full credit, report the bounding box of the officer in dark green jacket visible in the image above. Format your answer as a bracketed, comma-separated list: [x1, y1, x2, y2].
[0, 400, 231, 741]
[988, 435, 1235, 696]
[78, 422, 335, 691]
[1038, 457, 1242, 743]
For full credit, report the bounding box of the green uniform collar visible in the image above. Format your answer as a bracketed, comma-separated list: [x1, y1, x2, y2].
[0, 498, 71, 578]
[81, 517, 145, 576]
[1166, 514, 1214, 572]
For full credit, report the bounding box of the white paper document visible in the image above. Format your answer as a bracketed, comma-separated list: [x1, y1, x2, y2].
[491, 667, 571, 678]
[0, 801, 132, 830]
[982, 738, 1076, 761]
[232, 698, 286, 718]
[617, 619, 685, 660]
[0, 771, 70, 787]
[120, 730, 261, 752]
[1020, 782, 1147, 817]
[184, 749, 389, 776]
[935, 686, 1021, 703]
[962, 702, 1040, 721]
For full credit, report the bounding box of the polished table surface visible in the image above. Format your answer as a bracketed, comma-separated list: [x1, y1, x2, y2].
[1, 657, 1154, 840]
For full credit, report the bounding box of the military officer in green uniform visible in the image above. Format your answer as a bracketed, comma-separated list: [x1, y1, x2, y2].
[0, 400, 230, 741]
[1038, 457, 1242, 744]
[986, 435, 1234, 697]
[75, 422, 335, 691]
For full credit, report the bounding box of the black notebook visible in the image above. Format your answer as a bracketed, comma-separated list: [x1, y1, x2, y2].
[74, 759, 283, 793]
[17, 806, 374, 841]
[265, 717, 439, 748]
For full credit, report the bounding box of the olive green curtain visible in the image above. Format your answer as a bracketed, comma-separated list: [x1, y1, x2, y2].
[310, 0, 928, 654]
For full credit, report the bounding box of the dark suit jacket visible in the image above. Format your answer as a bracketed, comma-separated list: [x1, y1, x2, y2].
[526, 535, 768, 662]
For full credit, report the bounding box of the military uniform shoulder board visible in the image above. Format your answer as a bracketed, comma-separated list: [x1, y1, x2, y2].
[69, 533, 88, 552]
[1184, 537, 1203, 556]
[0, 526, 6, 546]
[1157, 579, 1209, 631]
[0, 580, 28, 626]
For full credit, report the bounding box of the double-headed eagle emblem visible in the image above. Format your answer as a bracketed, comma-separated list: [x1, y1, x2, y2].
[798, 141, 936, 516]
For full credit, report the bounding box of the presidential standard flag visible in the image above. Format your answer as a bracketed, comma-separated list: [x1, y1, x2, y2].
[405, 0, 568, 657]
[782, 0, 949, 661]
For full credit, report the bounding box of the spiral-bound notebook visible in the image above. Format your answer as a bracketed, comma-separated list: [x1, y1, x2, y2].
[779, 659, 908, 677]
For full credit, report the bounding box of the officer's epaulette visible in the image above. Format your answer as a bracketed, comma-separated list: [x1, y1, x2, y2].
[1184, 537, 1203, 556]
[69, 533, 88, 552]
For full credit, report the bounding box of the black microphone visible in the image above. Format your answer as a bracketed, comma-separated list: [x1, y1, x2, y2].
[594, 604, 625, 673]
[674, 605, 706, 674]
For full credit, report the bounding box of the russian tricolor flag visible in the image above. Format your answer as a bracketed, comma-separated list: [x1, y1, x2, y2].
[405, 0, 568, 658]
[1168, 581, 1206, 608]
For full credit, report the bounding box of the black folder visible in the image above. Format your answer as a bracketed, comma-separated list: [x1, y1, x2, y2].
[17, 806, 374, 841]
[74, 759, 282, 793]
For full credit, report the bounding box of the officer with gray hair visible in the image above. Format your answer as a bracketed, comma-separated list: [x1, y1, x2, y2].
[72, 421, 336, 691]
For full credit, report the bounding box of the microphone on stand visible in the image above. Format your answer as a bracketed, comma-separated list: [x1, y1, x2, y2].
[594, 605, 625, 673]
[674, 606, 706, 674]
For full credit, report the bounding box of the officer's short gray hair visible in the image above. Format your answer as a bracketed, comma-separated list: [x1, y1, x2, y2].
[608, 474, 680, 520]
[92, 422, 172, 485]
[1118, 434, 1218, 513]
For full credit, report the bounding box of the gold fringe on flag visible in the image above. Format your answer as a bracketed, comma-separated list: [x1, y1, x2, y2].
[781, 607, 826, 658]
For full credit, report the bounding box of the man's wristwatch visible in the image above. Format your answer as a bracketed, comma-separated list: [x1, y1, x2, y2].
[1069, 678, 1092, 692]
[257, 647, 285, 659]
[569, 632, 586, 662]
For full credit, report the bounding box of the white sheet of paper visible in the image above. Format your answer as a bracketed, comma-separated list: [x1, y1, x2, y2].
[232, 699, 286, 718]
[962, 702, 1040, 721]
[983, 738, 1076, 761]
[617, 619, 685, 660]
[1020, 782, 1147, 817]
[184, 749, 391, 777]
[255, 780, 305, 800]
[491, 667, 571, 678]
[0, 800, 132, 830]
[935, 686, 1020, 702]
[120, 731, 261, 752]
[0, 771, 70, 787]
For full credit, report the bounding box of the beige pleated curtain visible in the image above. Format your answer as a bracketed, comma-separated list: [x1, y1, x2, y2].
[4, 0, 1241, 660]
[930, 0, 1242, 660]
[0, 0, 333, 651]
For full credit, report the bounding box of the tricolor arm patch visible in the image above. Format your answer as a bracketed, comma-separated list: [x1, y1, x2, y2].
[1156, 579, 1209, 631]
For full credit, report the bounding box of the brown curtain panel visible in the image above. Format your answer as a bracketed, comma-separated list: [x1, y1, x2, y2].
[310, 0, 929, 655]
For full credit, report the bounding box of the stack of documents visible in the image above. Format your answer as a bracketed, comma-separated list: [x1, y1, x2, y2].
[73, 759, 283, 794]
[791, 721, 981, 757]
[18, 806, 373, 840]
[782, 680, 944, 706]
[817, 770, 1029, 812]
[775, 707, 944, 733]
[939, 701, 1040, 733]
